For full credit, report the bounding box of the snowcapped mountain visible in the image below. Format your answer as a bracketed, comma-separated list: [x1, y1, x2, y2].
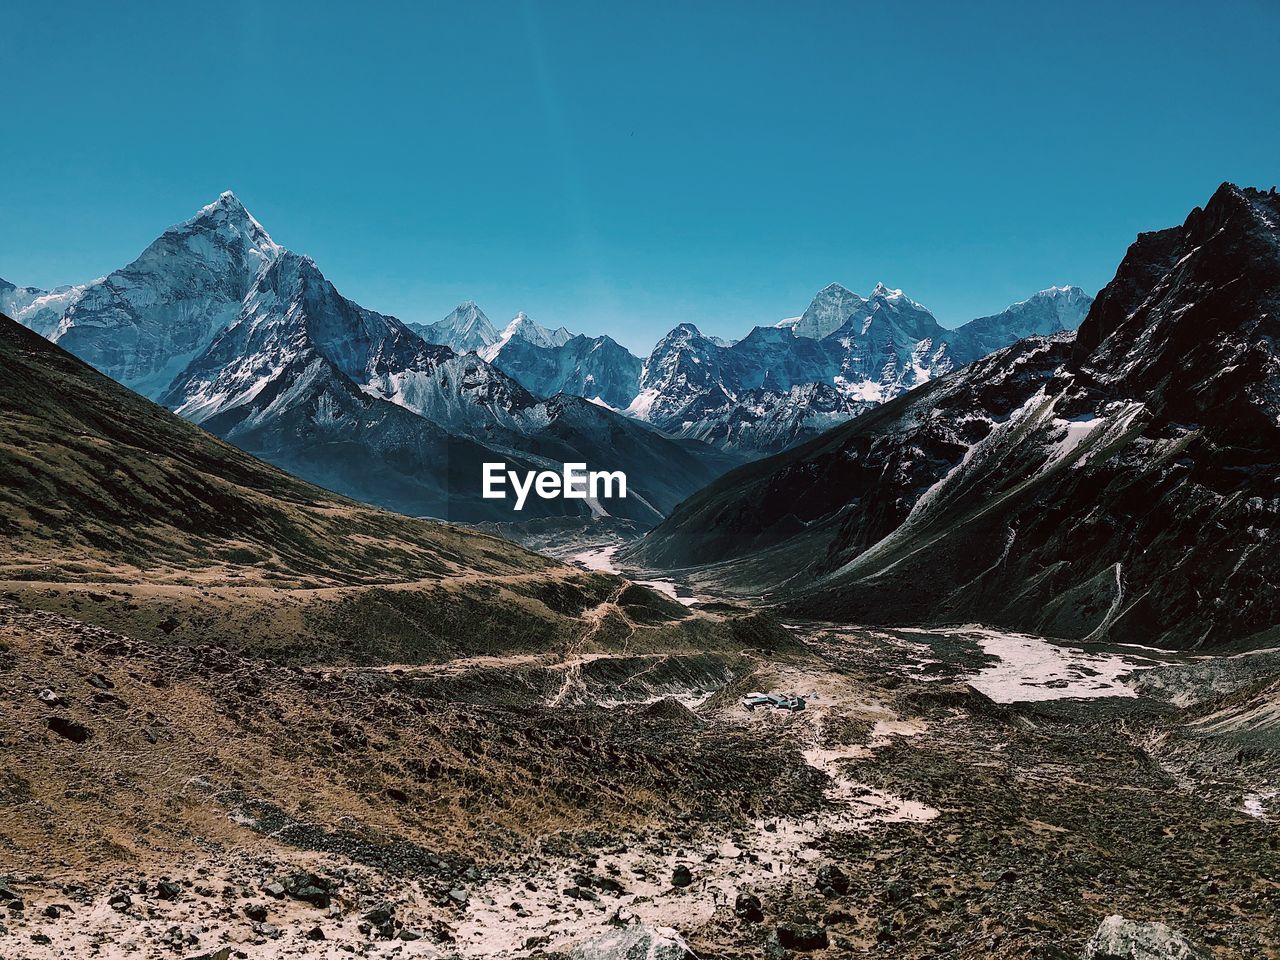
[123, 203, 739, 524]
[628, 281, 1091, 456]
[404, 306, 650, 410]
[650, 381, 874, 455]
[162, 251, 450, 423]
[7, 188, 1095, 518]
[47, 192, 282, 397]
[624, 285, 947, 455]
[7, 194, 736, 524]
[486, 333, 643, 410]
[626, 323, 732, 426]
[776, 282, 868, 340]
[0, 279, 91, 339]
[407, 300, 499, 354]
[631, 183, 1280, 651]
[949, 284, 1092, 358]
[481, 311, 573, 361]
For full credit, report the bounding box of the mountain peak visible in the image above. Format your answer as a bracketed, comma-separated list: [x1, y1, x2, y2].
[480, 311, 573, 360]
[411, 301, 498, 354]
[818, 282, 856, 296]
[197, 190, 248, 220]
[742, 324, 794, 344]
[1194, 181, 1280, 240]
[448, 300, 490, 324]
[667, 322, 704, 340]
[783, 283, 868, 340]
[1075, 181, 1280, 376]
[185, 191, 280, 254]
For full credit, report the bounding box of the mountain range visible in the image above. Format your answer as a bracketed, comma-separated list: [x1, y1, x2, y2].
[4, 191, 1090, 527]
[408, 280, 1090, 456]
[4, 195, 734, 524]
[409, 302, 644, 410]
[623, 282, 1091, 454]
[629, 183, 1280, 650]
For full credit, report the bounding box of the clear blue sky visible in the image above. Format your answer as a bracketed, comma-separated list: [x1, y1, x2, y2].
[4, 0, 1278, 353]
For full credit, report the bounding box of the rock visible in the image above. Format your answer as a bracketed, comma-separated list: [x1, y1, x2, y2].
[156, 880, 183, 901]
[31, 934, 53, 946]
[243, 903, 269, 922]
[262, 881, 285, 899]
[1083, 915, 1208, 960]
[252, 922, 281, 939]
[5, 898, 23, 913]
[47, 716, 93, 743]
[183, 950, 231, 960]
[815, 864, 849, 895]
[282, 871, 332, 908]
[671, 865, 693, 888]
[43, 904, 61, 918]
[305, 926, 326, 941]
[735, 891, 764, 923]
[108, 890, 132, 911]
[569, 925, 693, 960]
[776, 922, 829, 951]
[362, 901, 394, 925]
[161, 927, 187, 950]
[448, 887, 469, 906]
[0, 880, 18, 901]
[883, 878, 913, 903]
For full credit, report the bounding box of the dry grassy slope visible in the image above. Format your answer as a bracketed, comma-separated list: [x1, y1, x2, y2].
[0, 311, 550, 586]
[0, 603, 802, 878]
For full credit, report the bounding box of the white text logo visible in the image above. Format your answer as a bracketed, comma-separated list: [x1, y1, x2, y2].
[482, 462, 627, 511]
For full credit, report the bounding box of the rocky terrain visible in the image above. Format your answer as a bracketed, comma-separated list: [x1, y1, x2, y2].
[3, 590, 1279, 959]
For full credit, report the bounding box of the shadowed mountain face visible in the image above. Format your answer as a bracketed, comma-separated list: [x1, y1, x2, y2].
[630, 184, 1280, 650]
[487, 333, 643, 410]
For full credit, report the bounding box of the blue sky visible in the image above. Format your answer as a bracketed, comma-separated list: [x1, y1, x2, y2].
[4, 1, 1278, 353]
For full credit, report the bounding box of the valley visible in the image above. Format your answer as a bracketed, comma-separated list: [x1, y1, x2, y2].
[4, 179, 1280, 959]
